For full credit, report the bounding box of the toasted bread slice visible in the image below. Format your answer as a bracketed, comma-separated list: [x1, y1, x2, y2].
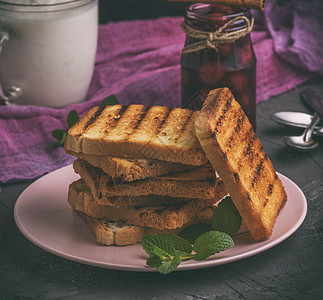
[195, 88, 287, 241]
[68, 179, 219, 230]
[74, 210, 213, 246]
[64, 104, 208, 166]
[66, 150, 195, 182]
[73, 159, 225, 203]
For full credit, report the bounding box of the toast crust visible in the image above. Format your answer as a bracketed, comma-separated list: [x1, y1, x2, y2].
[68, 179, 221, 230]
[75, 210, 213, 246]
[66, 150, 195, 181]
[73, 159, 225, 203]
[65, 105, 208, 166]
[195, 88, 287, 241]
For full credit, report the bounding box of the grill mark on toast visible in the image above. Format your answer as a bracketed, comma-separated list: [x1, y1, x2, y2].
[236, 128, 257, 174]
[124, 106, 148, 139]
[175, 110, 194, 143]
[235, 114, 245, 134]
[157, 108, 173, 133]
[82, 106, 105, 132]
[251, 153, 267, 188]
[105, 105, 128, 131]
[263, 198, 269, 207]
[158, 108, 194, 144]
[267, 183, 273, 196]
[107, 105, 148, 141]
[216, 95, 233, 130]
[244, 128, 257, 158]
[226, 113, 246, 150]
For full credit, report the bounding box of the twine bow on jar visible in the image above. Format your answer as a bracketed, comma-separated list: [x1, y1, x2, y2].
[181, 15, 254, 54]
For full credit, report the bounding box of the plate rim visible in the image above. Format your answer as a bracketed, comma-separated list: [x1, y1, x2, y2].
[14, 164, 307, 272]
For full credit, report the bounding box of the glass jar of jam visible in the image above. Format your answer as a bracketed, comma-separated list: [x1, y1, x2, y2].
[181, 3, 256, 128]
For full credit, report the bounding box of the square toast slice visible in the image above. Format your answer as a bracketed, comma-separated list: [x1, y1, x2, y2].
[74, 210, 213, 246]
[68, 179, 220, 230]
[64, 104, 208, 166]
[73, 158, 226, 203]
[65, 149, 195, 182]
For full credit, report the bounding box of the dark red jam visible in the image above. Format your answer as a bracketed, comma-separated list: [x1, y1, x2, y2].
[181, 4, 257, 128]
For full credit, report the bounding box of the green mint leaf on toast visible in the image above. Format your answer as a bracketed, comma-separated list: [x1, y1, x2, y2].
[101, 94, 119, 107]
[193, 231, 234, 261]
[212, 196, 242, 237]
[157, 255, 182, 275]
[67, 110, 79, 129]
[178, 223, 213, 244]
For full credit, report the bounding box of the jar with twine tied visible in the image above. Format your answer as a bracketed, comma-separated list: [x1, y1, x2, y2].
[180, 3, 257, 128]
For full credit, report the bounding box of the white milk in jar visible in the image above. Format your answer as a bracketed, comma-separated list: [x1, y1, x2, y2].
[0, 0, 98, 107]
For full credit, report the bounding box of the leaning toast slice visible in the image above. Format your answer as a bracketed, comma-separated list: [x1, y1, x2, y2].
[64, 104, 208, 166]
[195, 88, 287, 241]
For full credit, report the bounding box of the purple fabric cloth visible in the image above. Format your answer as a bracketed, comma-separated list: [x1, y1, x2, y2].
[0, 9, 320, 184]
[264, 0, 323, 76]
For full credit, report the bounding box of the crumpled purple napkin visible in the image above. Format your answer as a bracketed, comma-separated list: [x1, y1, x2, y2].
[0, 8, 320, 184]
[264, 0, 323, 76]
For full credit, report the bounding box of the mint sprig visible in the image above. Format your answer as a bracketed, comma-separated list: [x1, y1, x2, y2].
[212, 196, 242, 237]
[141, 196, 242, 274]
[51, 110, 79, 146]
[142, 231, 233, 274]
[50, 94, 119, 146]
[193, 231, 234, 261]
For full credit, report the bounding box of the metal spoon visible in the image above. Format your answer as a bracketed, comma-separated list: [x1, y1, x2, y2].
[283, 112, 321, 151]
[272, 111, 323, 136]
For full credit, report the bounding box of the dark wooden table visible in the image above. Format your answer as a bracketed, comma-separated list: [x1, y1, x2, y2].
[1, 77, 323, 299]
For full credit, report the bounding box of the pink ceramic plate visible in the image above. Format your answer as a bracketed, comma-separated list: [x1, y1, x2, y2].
[14, 165, 307, 272]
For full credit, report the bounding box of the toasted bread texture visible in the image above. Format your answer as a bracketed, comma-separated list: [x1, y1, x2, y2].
[66, 150, 195, 181]
[73, 159, 225, 203]
[75, 210, 213, 246]
[64, 104, 208, 166]
[195, 88, 287, 241]
[68, 179, 219, 230]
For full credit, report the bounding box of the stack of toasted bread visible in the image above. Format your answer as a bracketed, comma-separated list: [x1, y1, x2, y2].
[64, 87, 287, 245]
[65, 104, 227, 246]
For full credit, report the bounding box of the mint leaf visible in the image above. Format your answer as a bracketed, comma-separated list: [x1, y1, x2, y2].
[146, 254, 163, 267]
[51, 110, 78, 146]
[158, 233, 192, 254]
[51, 129, 67, 141]
[157, 255, 181, 275]
[153, 245, 173, 261]
[67, 110, 79, 129]
[101, 94, 119, 107]
[193, 231, 234, 261]
[179, 223, 212, 244]
[51, 129, 67, 146]
[212, 196, 242, 237]
[141, 234, 175, 258]
[142, 234, 194, 273]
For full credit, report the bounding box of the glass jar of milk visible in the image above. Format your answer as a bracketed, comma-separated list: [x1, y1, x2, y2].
[0, 0, 98, 107]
